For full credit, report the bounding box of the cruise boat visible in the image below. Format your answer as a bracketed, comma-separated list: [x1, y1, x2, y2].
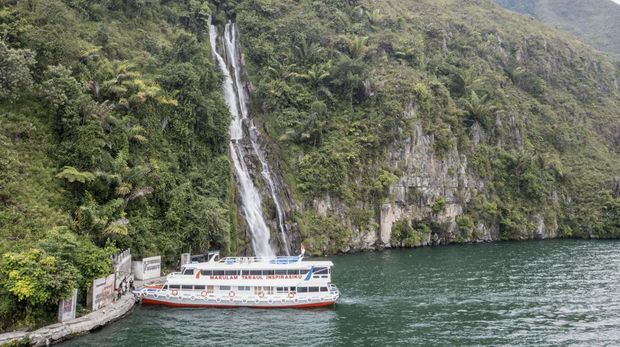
[134, 250, 340, 308]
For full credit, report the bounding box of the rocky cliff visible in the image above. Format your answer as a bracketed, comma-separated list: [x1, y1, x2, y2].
[229, 0, 620, 255]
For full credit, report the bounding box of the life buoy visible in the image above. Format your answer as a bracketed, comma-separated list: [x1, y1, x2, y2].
[201, 291, 208, 297]
[242, 298, 248, 304]
[288, 291, 295, 299]
[229, 291, 236, 298]
[268, 298, 273, 304]
[216, 297, 221, 303]
[257, 291, 265, 298]
[171, 289, 179, 296]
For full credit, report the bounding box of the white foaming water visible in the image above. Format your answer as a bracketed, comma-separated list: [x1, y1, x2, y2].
[209, 22, 290, 257]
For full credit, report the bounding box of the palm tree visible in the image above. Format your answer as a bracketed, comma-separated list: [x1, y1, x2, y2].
[460, 91, 497, 128]
[455, 68, 486, 96]
[293, 39, 324, 66]
[292, 61, 333, 99]
[346, 36, 369, 60]
[366, 9, 383, 27]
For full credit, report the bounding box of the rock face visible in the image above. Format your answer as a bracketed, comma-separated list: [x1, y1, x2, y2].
[381, 122, 480, 245]
[300, 114, 564, 252]
[307, 120, 489, 251]
[232, 0, 620, 256]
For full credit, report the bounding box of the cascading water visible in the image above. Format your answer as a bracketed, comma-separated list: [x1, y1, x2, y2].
[209, 21, 290, 257]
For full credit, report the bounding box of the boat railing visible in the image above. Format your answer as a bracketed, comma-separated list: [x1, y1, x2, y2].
[218, 256, 302, 265]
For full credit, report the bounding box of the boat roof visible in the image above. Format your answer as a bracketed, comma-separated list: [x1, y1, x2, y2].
[183, 256, 333, 270]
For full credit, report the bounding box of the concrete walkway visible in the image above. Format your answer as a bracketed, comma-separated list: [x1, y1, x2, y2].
[0, 294, 136, 347]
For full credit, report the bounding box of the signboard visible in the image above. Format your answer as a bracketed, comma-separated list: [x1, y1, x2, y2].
[132, 256, 161, 280]
[58, 288, 77, 322]
[91, 274, 115, 311]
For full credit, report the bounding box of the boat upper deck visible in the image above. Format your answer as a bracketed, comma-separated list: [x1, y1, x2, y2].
[182, 254, 334, 271]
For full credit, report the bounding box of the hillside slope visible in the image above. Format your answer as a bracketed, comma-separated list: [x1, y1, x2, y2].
[1, 0, 620, 331]
[0, 0, 240, 330]
[495, 0, 620, 58]
[230, 0, 620, 254]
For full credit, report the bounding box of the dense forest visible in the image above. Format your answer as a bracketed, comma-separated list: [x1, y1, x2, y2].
[0, 0, 238, 330]
[234, 0, 620, 254]
[1, 0, 620, 332]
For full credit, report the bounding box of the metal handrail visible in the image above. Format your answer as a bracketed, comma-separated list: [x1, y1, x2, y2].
[218, 256, 302, 264]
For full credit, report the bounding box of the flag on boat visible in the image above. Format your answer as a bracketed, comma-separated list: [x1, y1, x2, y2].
[304, 266, 314, 281]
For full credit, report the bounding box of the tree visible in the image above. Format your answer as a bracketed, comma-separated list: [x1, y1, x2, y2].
[0, 249, 78, 306]
[38, 227, 115, 293]
[293, 39, 324, 66]
[0, 42, 36, 100]
[460, 91, 497, 128]
[293, 61, 333, 100]
[345, 36, 369, 60]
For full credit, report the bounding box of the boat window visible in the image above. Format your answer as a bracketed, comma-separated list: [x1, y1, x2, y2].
[320, 287, 328, 292]
[287, 269, 299, 275]
[275, 270, 287, 275]
[162, 285, 168, 290]
[200, 270, 212, 276]
[263, 270, 275, 276]
[289, 287, 296, 292]
[298, 287, 308, 293]
[238, 286, 250, 291]
[213, 270, 225, 276]
[181, 285, 192, 290]
[299, 269, 309, 274]
[183, 268, 195, 275]
[276, 287, 288, 293]
[249, 270, 262, 276]
[207, 285, 214, 293]
[314, 267, 328, 274]
[309, 287, 319, 293]
[169, 284, 180, 289]
[224, 270, 238, 276]
[194, 285, 205, 290]
[219, 286, 231, 291]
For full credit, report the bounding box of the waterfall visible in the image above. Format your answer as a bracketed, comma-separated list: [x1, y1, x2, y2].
[209, 21, 291, 257]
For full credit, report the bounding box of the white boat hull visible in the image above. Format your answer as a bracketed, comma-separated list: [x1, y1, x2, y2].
[137, 291, 338, 309]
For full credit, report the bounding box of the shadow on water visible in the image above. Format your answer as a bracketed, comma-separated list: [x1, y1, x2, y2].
[63, 240, 620, 346]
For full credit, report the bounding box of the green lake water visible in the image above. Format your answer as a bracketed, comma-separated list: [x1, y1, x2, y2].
[62, 240, 620, 346]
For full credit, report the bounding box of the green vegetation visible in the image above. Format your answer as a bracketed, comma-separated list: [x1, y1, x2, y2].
[1, 0, 620, 332]
[390, 220, 432, 248]
[0, 0, 238, 330]
[495, 0, 620, 58]
[232, 0, 620, 250]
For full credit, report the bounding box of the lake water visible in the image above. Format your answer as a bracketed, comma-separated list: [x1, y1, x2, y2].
[63, 240, 620, 346]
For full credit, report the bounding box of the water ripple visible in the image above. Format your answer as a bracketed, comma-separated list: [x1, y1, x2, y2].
[64, 240, 620, 346]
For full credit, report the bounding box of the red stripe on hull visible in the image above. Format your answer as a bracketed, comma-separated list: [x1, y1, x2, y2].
[141, 298, 335, 309]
